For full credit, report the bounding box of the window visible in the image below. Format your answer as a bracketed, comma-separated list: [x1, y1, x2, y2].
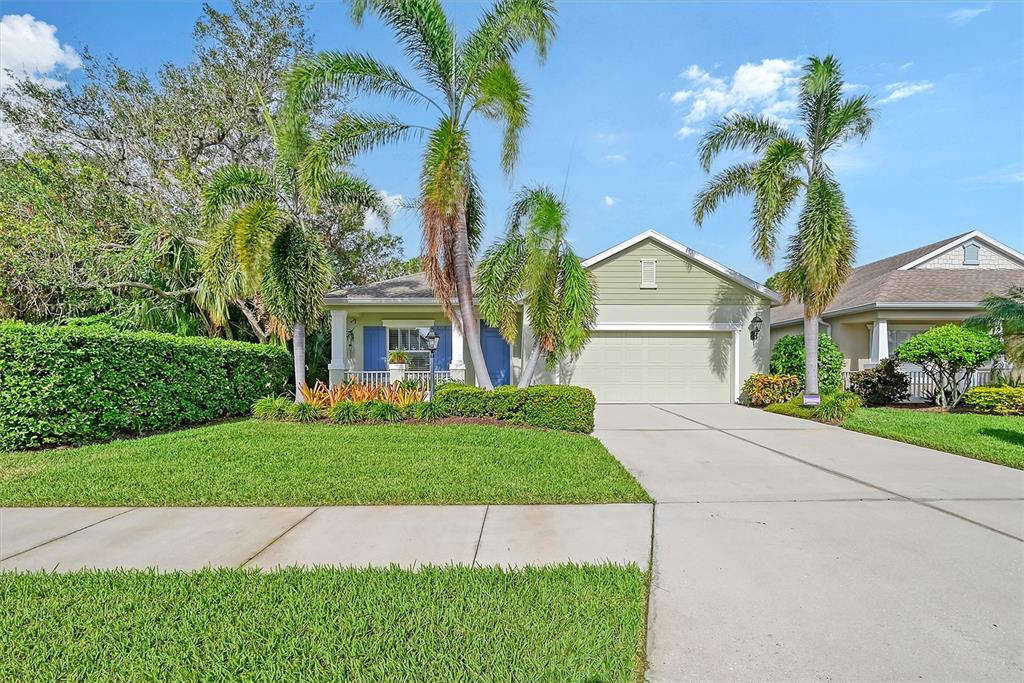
[387, 327, 431, 370]
[962, 242, 980, 266]
[887, 327, 929, 353]
[640, 259, 657, 288]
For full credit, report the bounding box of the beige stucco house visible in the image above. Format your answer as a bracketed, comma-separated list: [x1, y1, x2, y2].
[770, 230, 1024, 372]
[325, 230, 779, 403]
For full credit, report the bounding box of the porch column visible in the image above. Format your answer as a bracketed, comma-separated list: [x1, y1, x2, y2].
[328, 309, 348, 387]
[869, 318, 889, 363]
[449, 323, 466, 382]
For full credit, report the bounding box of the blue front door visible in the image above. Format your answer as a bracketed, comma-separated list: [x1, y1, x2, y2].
[480, 323, 511, 386]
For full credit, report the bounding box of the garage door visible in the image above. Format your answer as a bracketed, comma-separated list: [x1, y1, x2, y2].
[567, 331, 732, 403]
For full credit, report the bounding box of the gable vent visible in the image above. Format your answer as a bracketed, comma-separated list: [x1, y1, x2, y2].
[640, 259, 657, 288]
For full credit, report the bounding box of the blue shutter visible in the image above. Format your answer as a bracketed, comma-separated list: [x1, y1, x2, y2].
[480, 323, 511, 386]
[433, 326, 452, 371]
[363, 326, 387, 371]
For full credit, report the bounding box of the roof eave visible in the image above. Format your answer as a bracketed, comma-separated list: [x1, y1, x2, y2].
[770, 300, 987, 327]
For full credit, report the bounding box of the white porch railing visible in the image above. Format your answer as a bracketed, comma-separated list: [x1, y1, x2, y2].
[841, 367, 999, 399]
[341, 370, 452, 387]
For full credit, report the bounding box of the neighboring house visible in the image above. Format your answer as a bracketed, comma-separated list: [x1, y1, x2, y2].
[770, 230, 1024, 372]
[324, 230, 778, 403]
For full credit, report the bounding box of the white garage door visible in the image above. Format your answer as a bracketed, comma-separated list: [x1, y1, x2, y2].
[567, 331, 733, 403]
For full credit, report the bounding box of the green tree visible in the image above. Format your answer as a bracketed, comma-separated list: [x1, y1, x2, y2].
[694, 55, 874, 404]
[769, 334, 845, 395]
[967, 286, 1024, 371]
[284, 0, 557, 389]
[201, 103, 387, 400]
[895, 325, 1003, 407]
[477, 186, 597, 388]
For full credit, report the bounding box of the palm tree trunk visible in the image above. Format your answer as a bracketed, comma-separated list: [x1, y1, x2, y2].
[453, 214, 493, 390]
[518, 341, 543, 389]
[293, 321, 307, 402]
[803, 311, 820, 405]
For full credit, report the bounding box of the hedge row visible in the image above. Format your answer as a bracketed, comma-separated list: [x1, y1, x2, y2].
[963, 386, 1024, 416]
[435, 384, 596, 433]
[0, 321, 291, 451]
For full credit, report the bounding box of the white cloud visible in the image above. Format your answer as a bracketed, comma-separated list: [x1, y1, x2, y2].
[364, 191, 404, 232]
[841, 82, 865, 93]
[965, 165, 1024, 185]
[668, 58, 802, 128]
[899, 61, 914, 71]
[0, 14, 81, 92]
[879, 81, 935, 104]
[947, 3, 991, 24]
[602, 195, 616, 207]
[674, 126, 701, 139]
[604, 153, 626, 162]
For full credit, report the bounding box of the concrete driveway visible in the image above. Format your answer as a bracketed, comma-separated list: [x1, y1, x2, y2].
[594, 403, 1024, 682]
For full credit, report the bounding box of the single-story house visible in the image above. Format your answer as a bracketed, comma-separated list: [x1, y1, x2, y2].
[770, 230, 1024, 371]
[324, 230, 779, 403]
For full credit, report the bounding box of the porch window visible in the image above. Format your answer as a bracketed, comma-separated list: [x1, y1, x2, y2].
[887, 327, 930, 354]
[387, 327, 431, 371]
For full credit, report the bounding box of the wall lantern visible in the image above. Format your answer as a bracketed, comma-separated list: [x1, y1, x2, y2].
[418, 327, 440, 400]
[749, 315, 763, 341]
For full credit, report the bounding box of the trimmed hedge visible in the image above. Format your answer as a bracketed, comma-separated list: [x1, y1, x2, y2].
[770, 334, 845, 394]
[0, 322, 291, 451]
[964, 386, 1024, 416]
[435, 384, 596, 433]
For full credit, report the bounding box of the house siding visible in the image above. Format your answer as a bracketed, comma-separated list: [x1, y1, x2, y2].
[915, 244, 1022, 270]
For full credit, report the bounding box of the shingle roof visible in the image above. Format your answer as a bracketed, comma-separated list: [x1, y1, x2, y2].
[327, 272, 434, 301]
[772, 233, 1024, 324]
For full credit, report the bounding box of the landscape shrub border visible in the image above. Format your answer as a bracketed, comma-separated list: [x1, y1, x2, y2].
[254, 383, 596, 433]
[963, 385, 1024, 416]
[0, 321, 291, 451]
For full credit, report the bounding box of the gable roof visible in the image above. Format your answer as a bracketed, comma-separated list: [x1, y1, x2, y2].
[326, 272, 435, 303]
[771, 231, 1024, 325]
[582, 230, 781, 303]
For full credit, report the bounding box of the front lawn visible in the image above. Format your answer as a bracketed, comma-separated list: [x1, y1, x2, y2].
[0, 564, 648, 682]
[0, 420, 649, 506]
[842, 408, 1024, 469]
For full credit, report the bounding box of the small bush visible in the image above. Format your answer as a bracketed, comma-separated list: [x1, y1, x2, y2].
[764, 394, 816, 420]
[366, 400, 406, 424]
[770, 334, 844, 394]
[521, 385, 595, 433]
[812, 391, 861, 423]
[741, 374, 801, 406]
[964, 386, 1024, 416]
[435, 384, 489, 417]
[849, 358, 910, 406]
[488, 385, 528, 421]
[253, 396, 291, 420]
[895, 325, 1003, 408]
[328, 401, 368, 424]
[410, 401, 446, 422]
[287, 402, 324, 423]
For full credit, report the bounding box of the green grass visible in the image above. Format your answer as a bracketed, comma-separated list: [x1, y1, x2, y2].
[0, 420, 650, 506]
[0, 565, 649, 682]
[842, 408, 1024, 469]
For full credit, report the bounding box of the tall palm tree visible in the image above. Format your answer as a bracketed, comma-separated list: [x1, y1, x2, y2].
[693, 55, 874, 403]
[284, 0, 557, 389]
[477, 185, 596, 387]
[201, 103, 386, 401]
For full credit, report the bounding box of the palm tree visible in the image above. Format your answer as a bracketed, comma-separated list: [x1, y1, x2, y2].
[283, 0, 557, 389]
[477, 185, 596, 387]
[968, 286, 1024, 370]
[693, 55, 874, 403]
[200, 103, 386, 401]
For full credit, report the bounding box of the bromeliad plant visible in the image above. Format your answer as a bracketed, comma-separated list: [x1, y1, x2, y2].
[283, 0, 558, 389]
[694, 55, 875, 404]
[477, 185, 597, 388]
[298, 379, 426, 408]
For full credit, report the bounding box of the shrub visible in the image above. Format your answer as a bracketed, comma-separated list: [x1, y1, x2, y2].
[0, 321, 291, 451]
[964, 386, 1024, 416]
[520, 385, 595, 433]
[328, 401, 368, 424]
[487, 385, 528, 421]
[895, 325, 1003, 408]
[286, 402, 323, 423]
[770, 334, 844, 394]
[253, 396, 291, 420]
[435, 384, 489, 417]
[741, 374, 801, 406]
[849, 358, 910, 407]
[811, 391, 861, 423]
[764, 395, 815, 420]
[365, 400, 406, 424]
[409, 400, 446, 422]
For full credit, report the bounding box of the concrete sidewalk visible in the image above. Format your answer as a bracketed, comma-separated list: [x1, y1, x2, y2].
[0, 504, 652, 572]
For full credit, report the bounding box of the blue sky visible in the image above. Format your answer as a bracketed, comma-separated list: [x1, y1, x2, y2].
[2, 1, 1022, 281]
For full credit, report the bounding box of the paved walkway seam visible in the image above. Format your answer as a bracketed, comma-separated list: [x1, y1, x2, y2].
[0, 507, 136, 562]
[471, 505, 489, 566]
[241, 507, 320, 568]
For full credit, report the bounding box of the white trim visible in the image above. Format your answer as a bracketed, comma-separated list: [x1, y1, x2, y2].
[382, 319, 434, 328]
[897, 230, 1024, 270]
[582, 229, 782, 303]
[591, 322, 741, 332]
[771, 301, 987, 327]
[731, 329, 741, 403]
[326, 297, 440, 305]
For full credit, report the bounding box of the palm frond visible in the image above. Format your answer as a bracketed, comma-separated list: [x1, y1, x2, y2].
[693, 162, 757, 227]
[799, 54, 845, 155]
[697, 114, 795, 172]
[201, 165, 276, 231]
[786, 177, 856, 315]
[317, 173, 391, 224]
[821, 94, 874, 152]
[966, 286, 1024, 335]
[231, 200, 288, 281]
[750, 138, 806, 262]
[471, 60, 529, 175]
[261, 225, 333, 330]
[476, 233, 526, 341]
[554, 249, 597, 361]
[460, 0, 557, 91]
[285, 51, 440, 113]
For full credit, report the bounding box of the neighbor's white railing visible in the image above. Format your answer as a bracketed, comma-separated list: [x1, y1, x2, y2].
[841, 367, 999, 399]
[343, 370, 451, 386]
